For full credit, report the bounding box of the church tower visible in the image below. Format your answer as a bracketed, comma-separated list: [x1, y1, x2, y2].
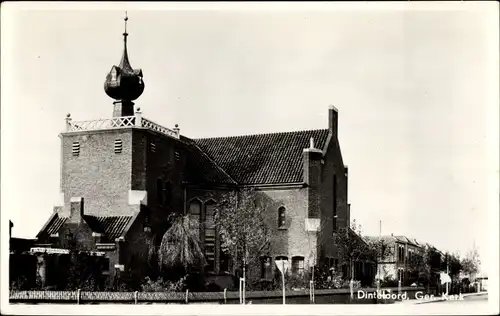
[35, 13, 186, 278]
[33, 13, 188, 285]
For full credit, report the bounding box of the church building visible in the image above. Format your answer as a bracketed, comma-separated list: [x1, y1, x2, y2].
[33, 15, 352, 288]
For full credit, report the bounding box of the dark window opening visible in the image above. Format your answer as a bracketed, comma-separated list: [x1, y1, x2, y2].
[157, 180, 172, 206]
[278, 207, 286, 229]
[156, 179, 163, 205]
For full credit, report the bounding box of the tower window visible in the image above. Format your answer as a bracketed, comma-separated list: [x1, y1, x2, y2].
[278, 206, 286, 229]
[157, 179, 163, 205]
[174, 151, 180, 161]
[157, 179, 171, 206]
[150, 141, 156, 153]
[72, 142, 80, 156]
[114, 139, 123, 154]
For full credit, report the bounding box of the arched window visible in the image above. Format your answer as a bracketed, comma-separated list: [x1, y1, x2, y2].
[278, 206, 286, 229]
[292, 256, 305, 275]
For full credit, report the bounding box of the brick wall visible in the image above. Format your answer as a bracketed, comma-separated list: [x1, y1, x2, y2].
[319, 134, 349, 263]
[140, 130, 186, 233]
[60, 129, 137, 217]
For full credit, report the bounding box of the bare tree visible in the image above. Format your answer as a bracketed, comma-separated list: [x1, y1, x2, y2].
[214, 187, 272, 284]
[365, 236, 394, 283]
[461, 247, 481, 279]
[333, 220, 370, 283]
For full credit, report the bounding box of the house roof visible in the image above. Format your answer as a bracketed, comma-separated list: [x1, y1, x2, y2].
[37, 213, 133, 243]
[193, 129, 330, 184]
[37, 213, 67, 238]
[364, 235, 423, 248]
[83, 215, 133, 242]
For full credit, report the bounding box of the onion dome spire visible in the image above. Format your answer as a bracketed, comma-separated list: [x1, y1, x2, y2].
[104, 12, 144, 116]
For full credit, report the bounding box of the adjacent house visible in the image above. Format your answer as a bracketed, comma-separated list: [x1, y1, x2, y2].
[365, 234, 424, 285]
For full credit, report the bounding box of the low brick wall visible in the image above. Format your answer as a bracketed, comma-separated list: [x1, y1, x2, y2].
[9, 287, 426, 304]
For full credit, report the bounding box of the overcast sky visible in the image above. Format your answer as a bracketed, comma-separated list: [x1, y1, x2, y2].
[1, 2, 498, 275]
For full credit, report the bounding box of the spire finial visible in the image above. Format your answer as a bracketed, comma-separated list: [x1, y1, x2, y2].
[124, 11, 128, 37]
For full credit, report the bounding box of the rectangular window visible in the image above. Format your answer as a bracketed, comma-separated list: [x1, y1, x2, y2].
[72, 141, 80, 156]
[114, 139, 123, 154]
[292, 257, 304, 275]
[205, 204, 215, 228]
[189, 202, 201, 224]
[205, 203, 216, 273]
[261, 257, 273, 280]
[333, 175, 337, 232]
[205, 235, 216, 272]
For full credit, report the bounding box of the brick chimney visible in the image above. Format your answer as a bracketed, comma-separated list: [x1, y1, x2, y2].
[303, 137, 323, 218]
[329, 105, 338, 137]
[69, 197, 84, 223]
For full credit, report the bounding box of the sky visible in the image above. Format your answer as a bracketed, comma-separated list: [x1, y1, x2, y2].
[1, 2, 498, 276]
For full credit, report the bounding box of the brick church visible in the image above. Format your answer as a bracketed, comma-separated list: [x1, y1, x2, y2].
[33, 16, 357, 288]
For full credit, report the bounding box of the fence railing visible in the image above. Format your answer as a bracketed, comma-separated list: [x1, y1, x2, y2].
[64, 111, 180, 139]
[9, 287, 426, 304]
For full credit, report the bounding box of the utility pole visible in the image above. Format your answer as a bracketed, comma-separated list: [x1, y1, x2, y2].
[446, 261, 449, 295]
[377, 220, 381, 292]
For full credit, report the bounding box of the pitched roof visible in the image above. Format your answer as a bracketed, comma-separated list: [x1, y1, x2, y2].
[182, 140, 237, 185]
[193, 129, 330, 184]
[364, 235, 423, 248]
[37, 213, 67, 238]
[37, 213, 133, 242]
[83, 215, 133, 242]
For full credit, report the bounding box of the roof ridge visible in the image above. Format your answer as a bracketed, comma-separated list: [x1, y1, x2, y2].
[83, 215, 133, 219]
[194, 128, 328, 141]
[190, 143, 238, 185]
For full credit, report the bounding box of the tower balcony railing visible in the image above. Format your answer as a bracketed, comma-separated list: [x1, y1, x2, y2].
[64, 109, 180, 139]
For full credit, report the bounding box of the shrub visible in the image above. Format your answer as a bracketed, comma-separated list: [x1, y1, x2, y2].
[141, 276, 187, 292]
[341, 279, 361, 289]
[380, 276, 398, 288]
[313, 269, 344, 289]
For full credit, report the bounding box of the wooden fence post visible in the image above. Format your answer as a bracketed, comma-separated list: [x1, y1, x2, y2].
[76, 289, 81, 305]
[185, 289, 189, 304]
[134, 291, 138, 305]
[224, 288, 227, 304]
